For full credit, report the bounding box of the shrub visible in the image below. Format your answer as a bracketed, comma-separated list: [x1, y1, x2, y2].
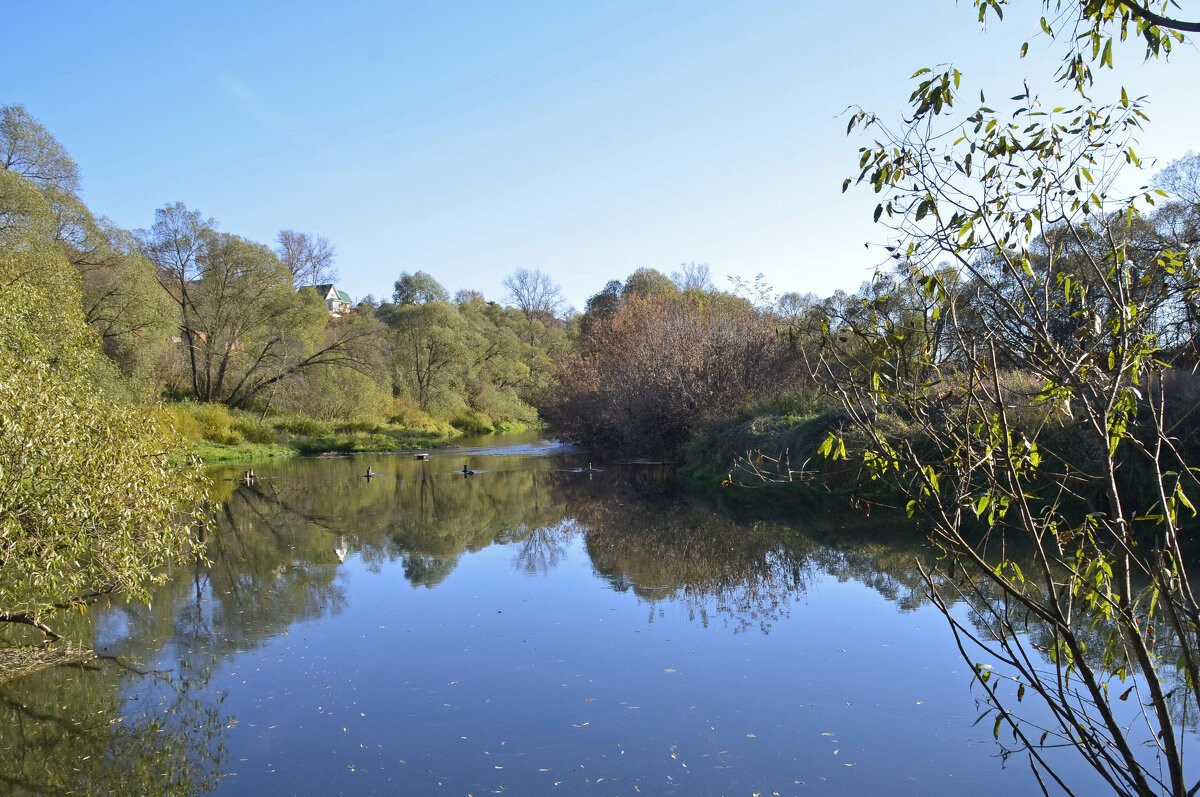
[450, 410, 495, 435]
[270, 413, 332, 437]
[230, 416, 276, 444]
[334, 418, 385, 435]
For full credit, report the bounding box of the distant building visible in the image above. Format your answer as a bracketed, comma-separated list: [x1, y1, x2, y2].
[313, 284, 353, 315]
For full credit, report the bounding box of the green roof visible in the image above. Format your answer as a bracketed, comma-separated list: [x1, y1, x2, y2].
[336, 290, 352, 303]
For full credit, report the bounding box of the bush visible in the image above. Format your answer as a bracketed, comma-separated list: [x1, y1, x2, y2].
[545, 293, 788, 452]
[160, 402, 245, 445]
[386, 397, 456, 434]
[0, 244, 207, 624]
[450, 410, 495, 435]
[157, 403, 203, 442]
[230, 416, 276, 444]
[754, 389, 827, 420]
[334, 418, 385, 435]
[270, 413, 332, 437]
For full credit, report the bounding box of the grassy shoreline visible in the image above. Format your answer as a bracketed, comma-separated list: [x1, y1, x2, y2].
[161, 401, 531, 464]
[189, 429, 466, 463]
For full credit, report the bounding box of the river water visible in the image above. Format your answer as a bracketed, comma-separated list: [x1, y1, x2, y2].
[0, 433, 1114, 795]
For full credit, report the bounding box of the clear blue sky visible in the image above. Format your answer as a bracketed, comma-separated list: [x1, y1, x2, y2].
[4, 2, 1199, 309]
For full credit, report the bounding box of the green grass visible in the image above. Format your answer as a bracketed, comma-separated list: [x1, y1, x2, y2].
[160, 401, 532, 464]
[190, 440, 301, 463]
[289, 428, 459, 455]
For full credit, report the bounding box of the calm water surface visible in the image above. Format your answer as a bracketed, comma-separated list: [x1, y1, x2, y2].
[1, 434, 1112, 795]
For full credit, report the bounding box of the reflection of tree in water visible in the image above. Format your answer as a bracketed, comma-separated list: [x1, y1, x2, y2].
[206, 460, 952, 635]
[369, 465, 577, 586]
[804, 529, 936, 612]
[574, 478, 822, 633]
[203, 480, 349, 637]
[209, 455, 583, 589]
[0, 472, 366, 797]
[563, 467, 958, 632]
[512, 519, 578, 575]
[0, 648, 227, 796]
[402, 553, 457, 588]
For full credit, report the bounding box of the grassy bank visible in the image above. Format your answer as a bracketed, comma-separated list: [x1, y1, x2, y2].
[677, 390, 910, 519]
[681, 392, 837, 494]
[161, 402, 531, 463]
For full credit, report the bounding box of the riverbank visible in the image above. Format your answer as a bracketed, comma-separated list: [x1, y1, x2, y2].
[674, 391, 912, 521]
[161, 402, 532, 463]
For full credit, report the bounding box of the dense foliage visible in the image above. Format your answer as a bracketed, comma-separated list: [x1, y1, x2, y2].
[547, 287, 794, 451]
[0, 238, 207, 632]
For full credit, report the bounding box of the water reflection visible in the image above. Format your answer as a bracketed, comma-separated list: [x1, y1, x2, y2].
[0, 441, 1114, 795]
[0, 642, 227, 796]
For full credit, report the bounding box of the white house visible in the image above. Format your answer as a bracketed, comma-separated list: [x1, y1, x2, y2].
[313, 284, 353, 315]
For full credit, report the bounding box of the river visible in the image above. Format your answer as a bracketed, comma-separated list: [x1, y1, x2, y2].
[0, 434, 1114, 795]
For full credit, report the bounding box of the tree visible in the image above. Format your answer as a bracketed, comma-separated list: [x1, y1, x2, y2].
[393, 270, 448, 306]
[671, 261, 714, 293]
[621, 267, 677, 300]
[1155, 151, 1200, 207]
[503, 268, 564, 323]
[186, 230, 377, 408]
[0, 105, 79, 194]
[71, 218, 176, 374]
[579, 279, 623, 337]
[772, 291, 822, 356]
[387, 301, 469, 410]
[138, 203, 212, 397]
[0, 242, 206, 636]
[275, 229, 336, 287]
[456, 298, 537, 423]
[547, 293, 782, 451]
[141, 208, 378, 408]
[454, 288, 486, 306]
[0, 106, 172, 379]
[823, 4, 1200, 794]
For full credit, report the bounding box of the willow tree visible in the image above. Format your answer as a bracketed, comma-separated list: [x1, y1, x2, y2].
[0, 242, 207, 638]
[822, 2, 1200, 795]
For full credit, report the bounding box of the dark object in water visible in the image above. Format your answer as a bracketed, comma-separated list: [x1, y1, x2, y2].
[460, 463, 475, 476]
[413, 453, 430, 460]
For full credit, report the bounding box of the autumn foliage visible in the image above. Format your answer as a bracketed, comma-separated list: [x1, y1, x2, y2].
[545, 293, 786, 451]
